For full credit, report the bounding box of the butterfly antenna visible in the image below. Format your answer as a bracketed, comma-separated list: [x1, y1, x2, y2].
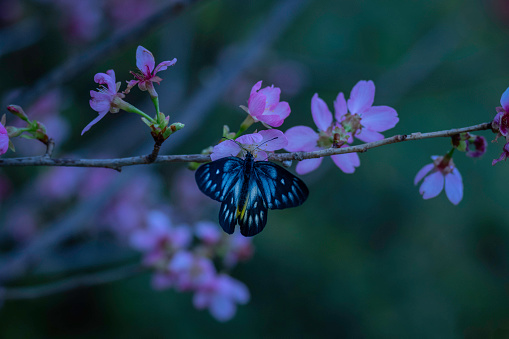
[253, 136, 278, 152]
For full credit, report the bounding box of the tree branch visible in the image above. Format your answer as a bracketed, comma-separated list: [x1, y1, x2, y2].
[0, 122, 494, 169]
[2, 264, 145, 300]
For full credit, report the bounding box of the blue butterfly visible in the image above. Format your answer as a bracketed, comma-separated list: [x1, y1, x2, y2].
[195, 151, 309, 237]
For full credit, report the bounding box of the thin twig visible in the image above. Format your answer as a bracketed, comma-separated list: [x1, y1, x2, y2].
[2, 264, 145, 300]
[0, 122, 494, 168]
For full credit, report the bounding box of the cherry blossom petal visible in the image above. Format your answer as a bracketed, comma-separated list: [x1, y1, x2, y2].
[249, 80, 262, 97]
[419, 171, 444, 199]
[347, 80, 375, 114]
[0, 123, 8, 155]
[360, 106, 399, 132]
[501, 87, 509, 112]
[270, 101, 291, 119]
[445, 168, 463, 205]
[210, 295, 236, 322]
[94, 70, 116, 91]
[236, 133, 263, 145]
[311, 93, 333, 131]
[284, 126, 318, 152]
[258, 114, 285, 127]
[258, 129, 288, 151]
[136, 46, 155, 75]
[331, 152, 360, 174]
[81, 111, 108, 135]
[334, 92, 347, 121]
[414, 163, 434, 185]
[248, 93, 266, 118]
[211, 140, 241, 161]
[154, 58, 177, 73]
[355, 128, 384, 143]
[259, 85, 280, 108]
[296, 157, 323, 175]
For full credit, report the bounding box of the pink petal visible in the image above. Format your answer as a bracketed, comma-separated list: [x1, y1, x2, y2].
[501, 87, 509, 112]
[211, 140, 241, 161]
[311, 93, 332, 131]
[270, 101, 291, 120]
[414, 163, 434, 185]
[249, 81, 262, 97]
[355, 128, 384, 143]
[94, 70, 116, 90]
[81, 111, 108, 135]
[258, 85, 280, 108]
[248, 93, 266, 118]
[154, 58, 177, 73]
[331, 152, 360, 174]
[0, 123, 8, 155]
[258, 129, 287, 151]
[296, 157, 323, 174]
[360, 106, 399, 132]
[334, 92, 347, 121]
[89, 92, 112, 112]
[419, 171, 444, 199]
[445, 168, 463, 205]
[136, 46, 155, 75]
[347, 80, 375, 114]
[210, 295, 236, 322]
[284, 126, 318, 152]
[236, 133, 263, 145]
[258, 114, 285, 127]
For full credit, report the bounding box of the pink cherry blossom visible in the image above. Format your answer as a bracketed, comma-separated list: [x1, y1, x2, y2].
[193, 274, 250, 322]
[223, 233, 254, 268]
[129, 210, 192, 266]
[247, 81, 291, 127]
[414, 155, 463, 205]
[336, 80, 399, 142]
[126, 46, 177, 97]
[166, 251, 216, 291]
[285, 93, 360, 175]
[195, 221, 222, 245]
[0, 122, 9, 155]
[210, 129, 288, 161]
[285, 81, 398, 175]
[82, 69, 126, 135]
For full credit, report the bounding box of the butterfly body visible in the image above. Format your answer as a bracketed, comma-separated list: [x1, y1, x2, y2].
[195, 152, 309, 237]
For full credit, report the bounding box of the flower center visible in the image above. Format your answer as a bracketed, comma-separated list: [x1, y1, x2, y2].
[341, 113, 363, 134]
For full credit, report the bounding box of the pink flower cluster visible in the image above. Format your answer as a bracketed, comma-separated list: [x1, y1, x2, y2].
[285, 80, 399, 175]
[129, 215, 252, 322]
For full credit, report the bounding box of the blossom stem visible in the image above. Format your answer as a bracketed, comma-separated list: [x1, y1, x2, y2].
[123, 102, 155, 123]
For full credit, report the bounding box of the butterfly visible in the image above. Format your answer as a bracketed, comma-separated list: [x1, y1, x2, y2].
[195, 151, 309, 237]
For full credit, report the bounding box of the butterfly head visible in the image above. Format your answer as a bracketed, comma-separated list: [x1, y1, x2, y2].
[222, 136, 279, 161]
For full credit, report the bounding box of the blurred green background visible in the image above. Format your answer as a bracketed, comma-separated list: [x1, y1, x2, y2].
[2, 0, 509, 337]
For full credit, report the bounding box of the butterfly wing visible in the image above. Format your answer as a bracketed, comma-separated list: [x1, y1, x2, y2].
[195, 157, 244, 202]
[253, 161, 309, 210]
[237, 174, 268, 237]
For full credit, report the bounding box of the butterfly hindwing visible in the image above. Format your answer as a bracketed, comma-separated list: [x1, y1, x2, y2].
[253, 161, 309, 210]
[195, 156, 244, 202]
[218, 182, 243, 234]
[237, 174, 268, 237]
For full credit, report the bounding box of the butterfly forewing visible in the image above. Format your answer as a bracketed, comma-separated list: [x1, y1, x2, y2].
[237, 175, 269, 237]
[195, 156, 244, 202]
[253, 161, 309, 210]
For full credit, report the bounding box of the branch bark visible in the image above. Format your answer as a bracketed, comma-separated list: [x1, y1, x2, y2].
[0, 122, 494, 169]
